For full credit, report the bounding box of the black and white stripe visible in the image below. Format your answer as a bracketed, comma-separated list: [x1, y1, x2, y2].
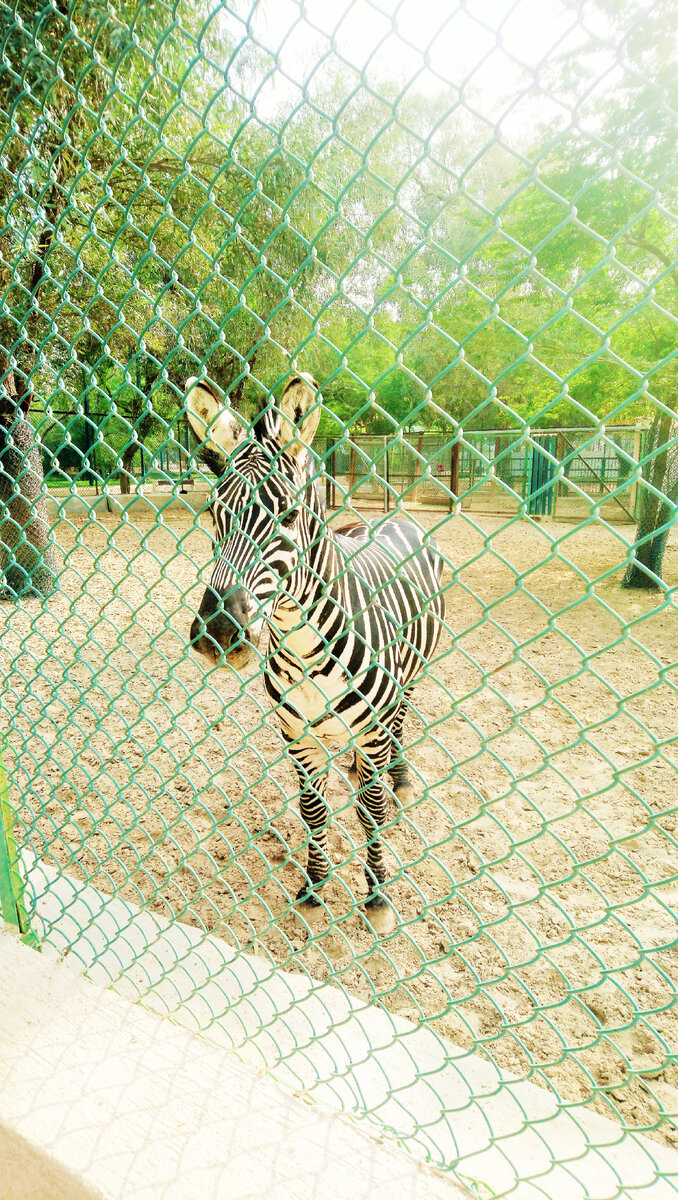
[186, 373, 445, 934]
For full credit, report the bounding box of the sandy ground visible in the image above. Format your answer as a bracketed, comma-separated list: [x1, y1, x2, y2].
[2, 503, 677, 1147]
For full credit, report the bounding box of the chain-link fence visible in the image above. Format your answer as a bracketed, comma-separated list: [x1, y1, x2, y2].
[1, 1, 677, 1197]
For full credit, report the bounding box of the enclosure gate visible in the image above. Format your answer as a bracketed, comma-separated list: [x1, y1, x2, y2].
[1, 2, 678, 1198]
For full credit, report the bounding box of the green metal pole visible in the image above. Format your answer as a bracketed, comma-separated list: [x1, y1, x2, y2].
[0, 740, 35, 945]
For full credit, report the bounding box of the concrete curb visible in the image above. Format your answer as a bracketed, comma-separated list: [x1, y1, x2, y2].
[46, 491, 209, 519]
[19, 850, 678, 1200]
[0, 927, 467, 1200]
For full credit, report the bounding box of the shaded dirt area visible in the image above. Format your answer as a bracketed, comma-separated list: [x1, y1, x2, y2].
[2, 504, 677, 1146]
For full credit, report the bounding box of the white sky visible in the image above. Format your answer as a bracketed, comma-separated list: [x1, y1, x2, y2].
[242, 0, 604, 139]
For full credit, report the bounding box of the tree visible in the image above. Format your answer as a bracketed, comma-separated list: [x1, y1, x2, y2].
[0, 0, 285, 518]
[3, 0, 675, 567]
[0, 0, 165, 590]
[0, 4, 70, 595]
[528, 0, 678, 586]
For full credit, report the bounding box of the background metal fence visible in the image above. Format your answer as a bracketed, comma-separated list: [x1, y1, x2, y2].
[317, 425, 645, 519]
[1, 1, 677, 1197]
[38, 414, 646, 519]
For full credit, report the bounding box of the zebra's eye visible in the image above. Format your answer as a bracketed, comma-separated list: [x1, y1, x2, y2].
[280, 509, 298, 528]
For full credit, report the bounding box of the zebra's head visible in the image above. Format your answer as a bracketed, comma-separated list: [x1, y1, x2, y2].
[186, 371, 322, 668]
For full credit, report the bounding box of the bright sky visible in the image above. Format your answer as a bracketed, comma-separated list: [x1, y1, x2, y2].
[243, 0, 603, 140]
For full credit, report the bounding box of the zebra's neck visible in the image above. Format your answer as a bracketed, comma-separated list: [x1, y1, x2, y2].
[269, 508, 350, 653]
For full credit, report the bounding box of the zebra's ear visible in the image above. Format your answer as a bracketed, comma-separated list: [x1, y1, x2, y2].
[185, 377, 245, 466]
[277, 373, 321, 462]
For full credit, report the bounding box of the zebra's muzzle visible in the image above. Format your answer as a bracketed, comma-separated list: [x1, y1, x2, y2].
[190, 586, 260, 668]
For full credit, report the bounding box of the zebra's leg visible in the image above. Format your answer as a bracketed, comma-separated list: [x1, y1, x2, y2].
[349, 699, 411, 802]
[389, 698, 414, 807]
[347, 754, 359, 790]
[353, 729, 397, 935]
[285, 736, 331, 927]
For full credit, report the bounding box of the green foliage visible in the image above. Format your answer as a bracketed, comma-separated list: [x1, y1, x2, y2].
[0, 0, 676, 478]
[2, 0, 672, 446]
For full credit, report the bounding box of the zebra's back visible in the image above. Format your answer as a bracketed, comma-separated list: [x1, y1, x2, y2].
[335, 516, 445, 689]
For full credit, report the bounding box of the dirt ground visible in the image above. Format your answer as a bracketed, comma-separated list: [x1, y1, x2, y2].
[2, 503, 677, 1146]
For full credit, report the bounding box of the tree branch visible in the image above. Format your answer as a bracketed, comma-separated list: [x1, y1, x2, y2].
[627, 235, 678, 297]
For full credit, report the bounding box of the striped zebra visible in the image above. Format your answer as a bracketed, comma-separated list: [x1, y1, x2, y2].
[186, 372, 445, 934]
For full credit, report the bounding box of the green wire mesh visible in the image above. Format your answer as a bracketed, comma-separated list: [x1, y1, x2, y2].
[1, 0, 677, 1195]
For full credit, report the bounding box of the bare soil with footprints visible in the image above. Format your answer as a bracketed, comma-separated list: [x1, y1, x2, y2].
[2, 503, 677, 1145]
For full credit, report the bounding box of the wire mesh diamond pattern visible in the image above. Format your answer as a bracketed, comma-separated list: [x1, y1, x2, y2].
[1, 1, 677, 1196]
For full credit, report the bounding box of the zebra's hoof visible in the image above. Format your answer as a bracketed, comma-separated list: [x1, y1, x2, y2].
[293, 889, 325, 930]
[362, 894, 397, 936]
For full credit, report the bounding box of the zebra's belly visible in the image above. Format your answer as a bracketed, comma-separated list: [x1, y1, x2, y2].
[267, 656, 401, 741]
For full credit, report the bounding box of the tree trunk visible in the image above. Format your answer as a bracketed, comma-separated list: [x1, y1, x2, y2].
[622, 411, 676, 590]
[0, 135, 69, 598]
[119, 445, 137, 495]
[118, 367, 157, 494]
[0, 386, 58, 598]
[623, 241, 678, 591]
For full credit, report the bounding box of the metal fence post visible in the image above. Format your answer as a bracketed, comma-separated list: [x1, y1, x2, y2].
[631, 420, 643, 519]
[0, 741, 34, 944]
[449, 441, 460, 512]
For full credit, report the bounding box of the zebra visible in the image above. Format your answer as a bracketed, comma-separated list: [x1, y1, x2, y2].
[186, 371, 445, 934]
